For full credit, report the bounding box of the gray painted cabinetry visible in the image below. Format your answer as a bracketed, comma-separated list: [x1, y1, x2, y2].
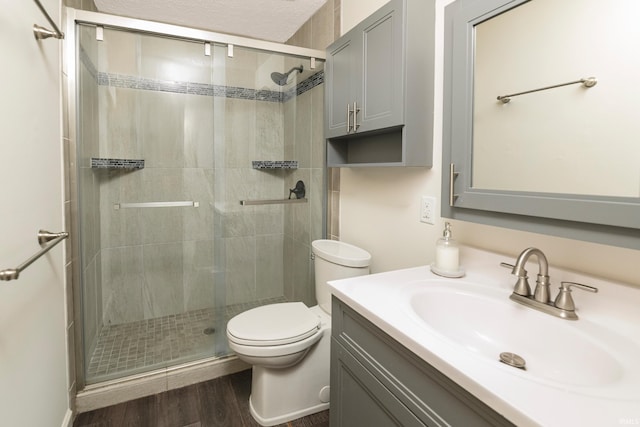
[325, 0, 435, 167]
[330, 297, 515, 427]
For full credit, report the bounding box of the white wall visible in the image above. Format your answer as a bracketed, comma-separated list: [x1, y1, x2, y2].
[340, 0, 388, 33]
[339, 0, 640, 287]
[0, 0, 71, 425]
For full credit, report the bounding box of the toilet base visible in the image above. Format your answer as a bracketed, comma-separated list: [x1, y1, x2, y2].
[248, 307, 331, 426]
[249, 395, 329, 426]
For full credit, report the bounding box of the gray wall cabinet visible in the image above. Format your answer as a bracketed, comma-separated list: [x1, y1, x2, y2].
[330, 297, 515, 427]
[325, 0, 435, 167]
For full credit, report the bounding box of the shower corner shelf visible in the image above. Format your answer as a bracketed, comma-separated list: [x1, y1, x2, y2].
[91, 158, 145, 170]
[252, 160, 298, 170]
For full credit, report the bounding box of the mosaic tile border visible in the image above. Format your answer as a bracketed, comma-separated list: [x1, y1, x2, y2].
[290, 70, 325, 100]
[91, 157, 145, 169]
[252, 160, 298, 169]
[96, 71, 323, 102]
[80, 45, 323, 102]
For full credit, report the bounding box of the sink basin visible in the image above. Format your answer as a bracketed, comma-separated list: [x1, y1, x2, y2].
[401, 280, 640, 397]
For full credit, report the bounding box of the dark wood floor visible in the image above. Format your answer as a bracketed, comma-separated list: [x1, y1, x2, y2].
[73, 369, 329, 427]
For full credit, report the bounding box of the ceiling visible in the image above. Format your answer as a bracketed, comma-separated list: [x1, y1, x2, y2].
[94, 0, 328, 43]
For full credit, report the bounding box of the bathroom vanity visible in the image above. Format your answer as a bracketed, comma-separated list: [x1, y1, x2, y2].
[330, 297, 513, 426]
[328, 247, 640, 426]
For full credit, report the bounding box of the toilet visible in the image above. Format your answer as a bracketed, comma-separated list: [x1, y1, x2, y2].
[226, 239, 371, 426]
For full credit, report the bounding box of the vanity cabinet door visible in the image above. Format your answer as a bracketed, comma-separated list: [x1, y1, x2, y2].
[331, 297, 516, 427]
[331, 339, 426, 427]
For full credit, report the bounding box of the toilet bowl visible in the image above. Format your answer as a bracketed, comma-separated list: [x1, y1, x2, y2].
[226, 239, 371, 426]
[227, 302, 322, 368]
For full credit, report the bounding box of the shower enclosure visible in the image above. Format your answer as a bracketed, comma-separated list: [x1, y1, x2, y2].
[70, 11, 326, 385]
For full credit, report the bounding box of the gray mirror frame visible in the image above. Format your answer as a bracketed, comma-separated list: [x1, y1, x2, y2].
[441, 0, 640, 250]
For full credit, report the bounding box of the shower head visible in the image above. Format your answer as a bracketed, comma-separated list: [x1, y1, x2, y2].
[271, 65, 304, 86]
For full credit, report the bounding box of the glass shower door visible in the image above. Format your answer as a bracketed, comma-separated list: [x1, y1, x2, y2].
[76, 20, 325, 385]
[77, 25, 223, 384]
[210, 44, 324, 317]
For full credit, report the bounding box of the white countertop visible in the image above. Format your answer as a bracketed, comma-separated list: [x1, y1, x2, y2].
[327, 246, 640, 427]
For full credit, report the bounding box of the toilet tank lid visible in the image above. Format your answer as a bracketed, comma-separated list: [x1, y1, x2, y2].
[312, 239, 371, 268]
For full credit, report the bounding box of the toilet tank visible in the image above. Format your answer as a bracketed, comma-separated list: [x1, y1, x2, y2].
[312, 240, 371, 314]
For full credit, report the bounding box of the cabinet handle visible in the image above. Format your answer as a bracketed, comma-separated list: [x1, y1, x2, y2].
[449, 163, 460, 207]
[346, 103, 353, 133]
[353, 101, 360, 131]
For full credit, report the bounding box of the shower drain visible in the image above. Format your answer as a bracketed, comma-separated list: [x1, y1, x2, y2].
[499, 352, 526, 370]
[203, 327, 216, 335]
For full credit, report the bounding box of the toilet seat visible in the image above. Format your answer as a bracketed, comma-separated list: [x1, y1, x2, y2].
[227, 302, 320, 346]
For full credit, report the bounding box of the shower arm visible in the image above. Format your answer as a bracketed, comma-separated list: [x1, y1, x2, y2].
[286, 66, 303, 75]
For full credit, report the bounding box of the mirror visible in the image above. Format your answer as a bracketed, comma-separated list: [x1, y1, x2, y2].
[442, 0, 640, 249]
[472, 0, 640, 198]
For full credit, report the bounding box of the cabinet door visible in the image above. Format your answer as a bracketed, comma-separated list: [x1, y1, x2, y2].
[330, 339, 427, 427]
[357, 1, 404, 133]
[332, 297, 516, 427]
[325, 36, 357, 139]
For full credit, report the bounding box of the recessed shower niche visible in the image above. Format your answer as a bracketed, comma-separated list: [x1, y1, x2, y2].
[73, 19, 326, 385]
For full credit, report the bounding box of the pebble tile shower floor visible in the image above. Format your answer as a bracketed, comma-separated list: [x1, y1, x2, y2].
[87, 297, 287, 380]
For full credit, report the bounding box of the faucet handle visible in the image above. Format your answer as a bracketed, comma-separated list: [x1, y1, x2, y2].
[500, 262, 527, 276]
[554, 281, 598, 311]
[500, 262, 531, 296]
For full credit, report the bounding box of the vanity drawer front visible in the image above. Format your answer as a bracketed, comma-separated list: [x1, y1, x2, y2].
[332, 297, 514, 427]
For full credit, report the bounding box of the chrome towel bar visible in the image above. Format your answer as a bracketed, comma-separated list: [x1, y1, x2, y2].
[0, 230, 68, 281]
[497, 77, 597, 103]
[240, 198, 308, 206]
[33, 0, 64, 40]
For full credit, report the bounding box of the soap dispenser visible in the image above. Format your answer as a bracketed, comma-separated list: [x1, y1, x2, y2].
[432, 222, 464, 277]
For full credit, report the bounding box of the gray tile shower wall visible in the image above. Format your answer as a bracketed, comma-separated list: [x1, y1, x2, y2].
[286, 0, 340, 242]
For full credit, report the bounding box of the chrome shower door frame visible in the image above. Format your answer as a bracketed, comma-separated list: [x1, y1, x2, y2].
[64, 6, 326, 390]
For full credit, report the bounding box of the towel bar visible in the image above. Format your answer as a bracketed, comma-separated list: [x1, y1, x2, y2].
[240, 198, 308, 206]
[0, 230, 68, 281]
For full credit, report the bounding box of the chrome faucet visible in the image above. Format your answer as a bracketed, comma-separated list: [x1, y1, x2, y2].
[510, 247, 551, 302]
[501, 247, 598, 320]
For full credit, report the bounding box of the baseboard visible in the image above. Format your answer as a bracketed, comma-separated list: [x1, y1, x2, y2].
[75, 355, 249, 413]
[61, 408, 74, 427]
